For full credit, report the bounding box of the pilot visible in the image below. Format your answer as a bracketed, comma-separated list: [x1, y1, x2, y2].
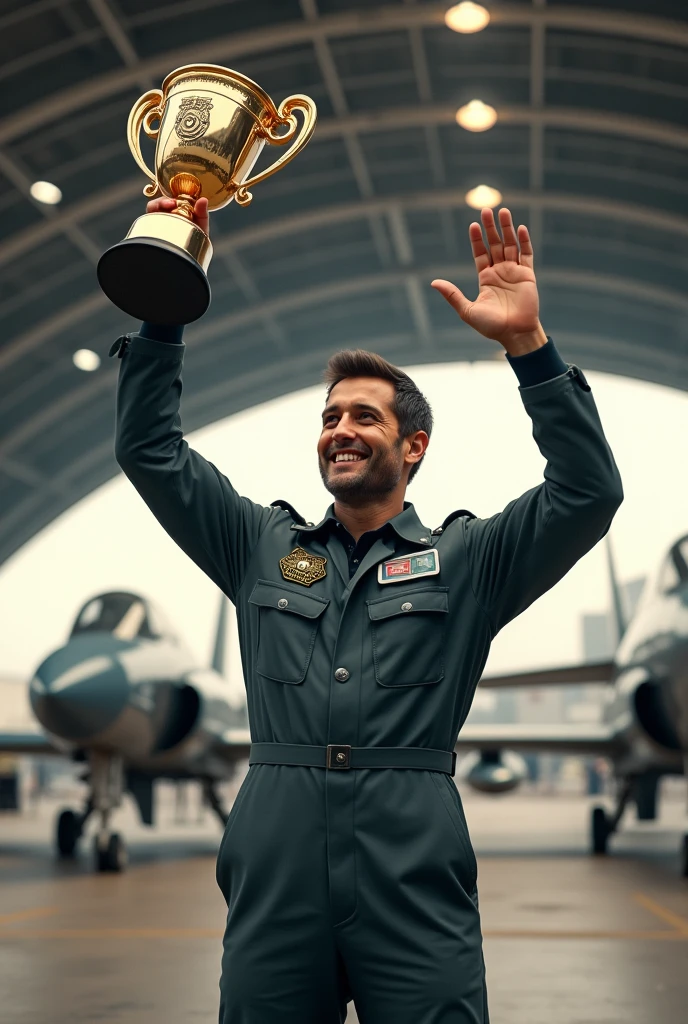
[111, 196, 623, 1023]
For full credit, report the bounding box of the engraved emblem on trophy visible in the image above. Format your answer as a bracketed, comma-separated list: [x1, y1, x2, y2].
[97, 64, 318, 325]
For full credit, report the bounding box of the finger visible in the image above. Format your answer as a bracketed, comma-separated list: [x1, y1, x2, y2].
[499, 208, 519, 263]
[146, 197, 177, 214]
[194, 197, 210, 235]
[430, 279, 472, 322]
[517, 224, 534, 269]
[481, 208, 505, 263]
[468, 221, 491, 274]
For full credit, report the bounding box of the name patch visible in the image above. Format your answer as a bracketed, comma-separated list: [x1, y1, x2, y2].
[378, 548, 440, 585]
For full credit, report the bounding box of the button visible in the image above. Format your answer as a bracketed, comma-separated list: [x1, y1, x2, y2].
[353, 558, 359, 563]
[336, 752, 346, 763]
[334, 667, 350, 682]
[401, 601, 413, 612]
[277, 598, 288, 609]
[420, 536, 429, 543]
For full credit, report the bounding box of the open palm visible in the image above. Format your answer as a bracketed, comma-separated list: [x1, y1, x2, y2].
[432, 208, 543, 353]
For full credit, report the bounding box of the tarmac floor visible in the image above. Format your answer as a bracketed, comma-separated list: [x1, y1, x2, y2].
[0, 773, 687, 1023]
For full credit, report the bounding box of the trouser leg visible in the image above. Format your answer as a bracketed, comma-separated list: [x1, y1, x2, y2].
[218, 926, 349, 1024]
[336, 769, 489, 1024]
[216, 765, 349, 1024]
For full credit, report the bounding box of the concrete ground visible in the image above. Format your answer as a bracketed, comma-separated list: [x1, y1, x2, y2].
[0, 773, 687, 1023]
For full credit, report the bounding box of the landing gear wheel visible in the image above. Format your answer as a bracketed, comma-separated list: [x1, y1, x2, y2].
[56, 809, 82, 857]
[591, 805, 610, 855]
[94, 833, 127, 873]
[681, 834, 688, 879]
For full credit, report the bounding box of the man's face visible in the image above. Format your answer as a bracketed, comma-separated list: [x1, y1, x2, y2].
[317, 377, 407, 503]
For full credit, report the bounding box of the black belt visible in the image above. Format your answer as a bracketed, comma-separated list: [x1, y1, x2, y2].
[249, 742, 456, 776]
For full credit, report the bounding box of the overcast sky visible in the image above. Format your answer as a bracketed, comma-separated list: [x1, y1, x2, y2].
[1, 358, 687, 687]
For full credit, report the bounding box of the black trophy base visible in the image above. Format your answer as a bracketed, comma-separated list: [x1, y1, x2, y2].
[97, 237, 211, 326]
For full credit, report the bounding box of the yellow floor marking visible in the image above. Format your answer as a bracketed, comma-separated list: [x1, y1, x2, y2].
[634, 892, 688, 935]
[484, 928, 685, 940]
[0, 927, 224, 939]
[0, 926, 685, 941]
[0, 906, 59, 925]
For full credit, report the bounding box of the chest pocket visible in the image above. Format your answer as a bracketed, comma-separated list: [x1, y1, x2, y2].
[248, 580, 329, 684]
[367, 586, 449, 687]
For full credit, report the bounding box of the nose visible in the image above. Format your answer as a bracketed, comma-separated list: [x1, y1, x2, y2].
[332, 414, 356, 441]
[30, 645, 128, 742]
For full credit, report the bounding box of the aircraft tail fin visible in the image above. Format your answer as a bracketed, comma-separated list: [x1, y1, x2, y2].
[211, 592, 229, 675]
[605, 534, 627, 644]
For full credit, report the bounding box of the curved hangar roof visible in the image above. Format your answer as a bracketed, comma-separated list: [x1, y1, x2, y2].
[0, 0, 687, 567]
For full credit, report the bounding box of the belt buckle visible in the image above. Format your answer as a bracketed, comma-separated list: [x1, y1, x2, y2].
[327, 744, 351, 769]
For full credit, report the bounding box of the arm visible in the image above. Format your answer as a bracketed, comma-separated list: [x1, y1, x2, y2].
[431, 208, 623, 636]
[113, 196, 273, 602]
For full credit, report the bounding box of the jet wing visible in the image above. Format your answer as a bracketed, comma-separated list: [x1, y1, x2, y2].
[0, 731, 63, 755]
[455, 722, 625, 756]
[479, 659, 615, 688]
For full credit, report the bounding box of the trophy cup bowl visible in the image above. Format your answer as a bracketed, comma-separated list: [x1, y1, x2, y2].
[97, 64, 317, 325]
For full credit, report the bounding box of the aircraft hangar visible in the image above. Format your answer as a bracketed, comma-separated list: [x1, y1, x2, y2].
[1, 0, 687, 569]
[1, 4, 688, 1023]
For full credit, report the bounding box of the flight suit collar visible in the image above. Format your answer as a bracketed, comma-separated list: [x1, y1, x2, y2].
[291, 502, 433, 547]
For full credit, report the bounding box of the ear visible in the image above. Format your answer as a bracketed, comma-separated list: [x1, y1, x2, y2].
[404, 430, 429, 465]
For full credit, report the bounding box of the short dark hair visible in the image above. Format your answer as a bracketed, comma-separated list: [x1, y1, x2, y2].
[323, 349, 433, 483]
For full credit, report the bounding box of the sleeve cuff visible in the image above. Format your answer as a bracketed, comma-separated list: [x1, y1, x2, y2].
[139, 322, 184, 345]
[505, 337, 568, 388]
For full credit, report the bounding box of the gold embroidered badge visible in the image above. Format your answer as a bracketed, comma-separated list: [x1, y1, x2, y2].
[279, 547, 327, 587]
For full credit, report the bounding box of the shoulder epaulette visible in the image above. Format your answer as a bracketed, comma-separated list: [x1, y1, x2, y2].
[270, 499, 310, 526]
[432, 508, 477, 535]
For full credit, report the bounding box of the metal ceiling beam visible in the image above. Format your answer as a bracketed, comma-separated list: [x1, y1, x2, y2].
[402, 0, 451, 333]
[1, 258, 686, 466]
[1, 3, 687, 145]
[2, 102, 686, 270]
[386, 197, 434, 346]
[87, 0, 139, 69]
[214, 236, 289, 349]
[299, 0, 392, 267]
[1, 184, 687, 375]
[529, 0, 546, 255]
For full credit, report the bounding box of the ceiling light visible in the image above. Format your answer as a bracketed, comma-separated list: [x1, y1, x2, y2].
[29, 180, 62, 205]
[465, 185, 502, 210]
[445, 2, 490, 34]
[73, 349, 100, 372]
[456, 100, 497, 132]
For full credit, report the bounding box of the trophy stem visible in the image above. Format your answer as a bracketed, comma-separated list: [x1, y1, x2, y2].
[169, 172, 202, 222]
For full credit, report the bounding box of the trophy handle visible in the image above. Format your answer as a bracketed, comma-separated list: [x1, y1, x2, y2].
[235, 94, 317, 207]
[127, 89, 164, 199]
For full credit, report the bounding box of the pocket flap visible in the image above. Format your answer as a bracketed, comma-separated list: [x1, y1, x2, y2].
[367, 587, 449, 621]
[249, 580, 329, 619]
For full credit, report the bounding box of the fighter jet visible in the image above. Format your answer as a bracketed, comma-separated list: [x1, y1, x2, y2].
[0, 590, 250, 871]
[458, 533, 688, 875]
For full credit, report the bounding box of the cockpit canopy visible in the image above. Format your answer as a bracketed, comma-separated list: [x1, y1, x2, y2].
[657, 535, 688, 594]
[70, 591, 178, 642]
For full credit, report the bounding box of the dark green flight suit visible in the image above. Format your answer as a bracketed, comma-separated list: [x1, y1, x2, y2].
[112, 330, 623, 1024]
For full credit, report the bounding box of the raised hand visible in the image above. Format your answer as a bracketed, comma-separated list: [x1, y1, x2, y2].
[431, 208, 547, 355]
[146, 195, 210, 237]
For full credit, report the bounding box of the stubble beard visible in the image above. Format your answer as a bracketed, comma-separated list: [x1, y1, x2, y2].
[319, 440, 404, 505]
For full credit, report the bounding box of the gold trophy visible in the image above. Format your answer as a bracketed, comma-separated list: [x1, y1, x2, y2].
[97, 64, 317, 325]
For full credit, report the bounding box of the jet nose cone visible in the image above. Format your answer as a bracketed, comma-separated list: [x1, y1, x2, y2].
[30, 650, 128, 742]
